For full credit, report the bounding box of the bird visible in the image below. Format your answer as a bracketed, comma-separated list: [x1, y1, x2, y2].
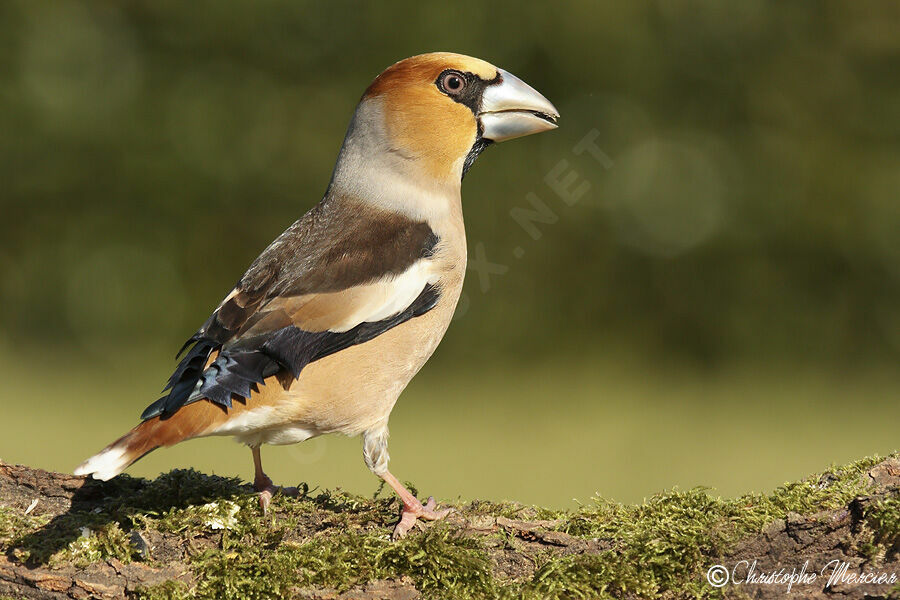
[75, 52, 559, 539]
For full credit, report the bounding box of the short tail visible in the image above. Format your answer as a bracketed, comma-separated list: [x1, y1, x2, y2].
[75, 402, 226, 480]
[74, 427, 147, 481]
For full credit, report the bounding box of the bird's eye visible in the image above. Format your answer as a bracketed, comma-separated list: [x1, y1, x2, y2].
[439, 71, 466, 95]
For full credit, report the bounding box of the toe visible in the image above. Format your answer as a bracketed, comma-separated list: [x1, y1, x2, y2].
[420, 506, 452, 521]
[417, 496, 451, 520]
[392, 511, 418, 540]
[281, 486, 300, 498]
[258, 489, 273, 515]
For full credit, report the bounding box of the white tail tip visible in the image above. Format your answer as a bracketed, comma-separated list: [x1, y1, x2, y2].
[74, 446, 129, 481]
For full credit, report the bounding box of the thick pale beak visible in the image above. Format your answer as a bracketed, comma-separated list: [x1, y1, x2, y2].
[479, 68, 559, 142]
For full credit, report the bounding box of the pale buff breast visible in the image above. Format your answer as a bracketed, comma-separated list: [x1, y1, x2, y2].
[280, 273, 462, 437]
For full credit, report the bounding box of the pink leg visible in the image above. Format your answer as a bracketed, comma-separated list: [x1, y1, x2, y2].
[251, 446, 298, 514]
[380, 470, 451, 539]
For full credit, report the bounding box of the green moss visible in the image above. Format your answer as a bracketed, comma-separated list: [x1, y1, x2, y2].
[129, 469, 247, 511]
[465, 499, 566, 522]
[135, 498, 248, 535]
[0, 504, 49, 549]
[9, 469, 249, 566]
[133, 580, 190, 600]
[514, 553, 644, 600]
[562, 454, 885, 541]
[186, 525, 494, 600]
[301, 526, 494, 595]
[548, 489, 733, 598]
[9, 455, 899, 599]
[744, 454, 884, 528]
[861, 497, 900, 561]
[13, 511, 115, 565]
[190, 545, 303, 600]
[52, 522, 136, 568]
[868, 498, 900, 545]
[539, 454, 891, 599]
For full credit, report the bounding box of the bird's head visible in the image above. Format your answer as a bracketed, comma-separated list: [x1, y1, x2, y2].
[339, 52, 559, 190]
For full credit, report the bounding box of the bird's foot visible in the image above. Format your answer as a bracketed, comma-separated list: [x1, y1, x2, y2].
[254, 474, 299, 515]
[392, 495, 452, 540]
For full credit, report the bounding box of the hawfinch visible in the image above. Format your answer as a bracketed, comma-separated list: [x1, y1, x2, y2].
[75, 52, 559, 538]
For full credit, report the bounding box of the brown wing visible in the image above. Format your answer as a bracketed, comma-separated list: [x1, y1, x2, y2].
[205, 197, 438, 340]
[141, 197, 440, 420]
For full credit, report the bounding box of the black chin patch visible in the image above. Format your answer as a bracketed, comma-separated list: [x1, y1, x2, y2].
[462, 136, 493, 179]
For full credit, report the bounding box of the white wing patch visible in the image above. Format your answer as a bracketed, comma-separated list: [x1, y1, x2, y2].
[327, 259, 438, 333]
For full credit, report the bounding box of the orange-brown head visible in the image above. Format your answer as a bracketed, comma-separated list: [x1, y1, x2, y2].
[347, 52, 559, 184]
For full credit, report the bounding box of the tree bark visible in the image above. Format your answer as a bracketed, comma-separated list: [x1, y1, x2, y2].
[2, 459, 900, 599]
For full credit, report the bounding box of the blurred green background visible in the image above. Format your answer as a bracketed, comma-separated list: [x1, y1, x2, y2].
[0, 1, 898, 508]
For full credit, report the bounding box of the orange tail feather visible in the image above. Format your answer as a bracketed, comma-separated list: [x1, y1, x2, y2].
[74, 401, 228, 480]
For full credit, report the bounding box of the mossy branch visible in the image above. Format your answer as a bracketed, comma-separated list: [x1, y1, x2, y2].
[2, 455, 900, 599]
